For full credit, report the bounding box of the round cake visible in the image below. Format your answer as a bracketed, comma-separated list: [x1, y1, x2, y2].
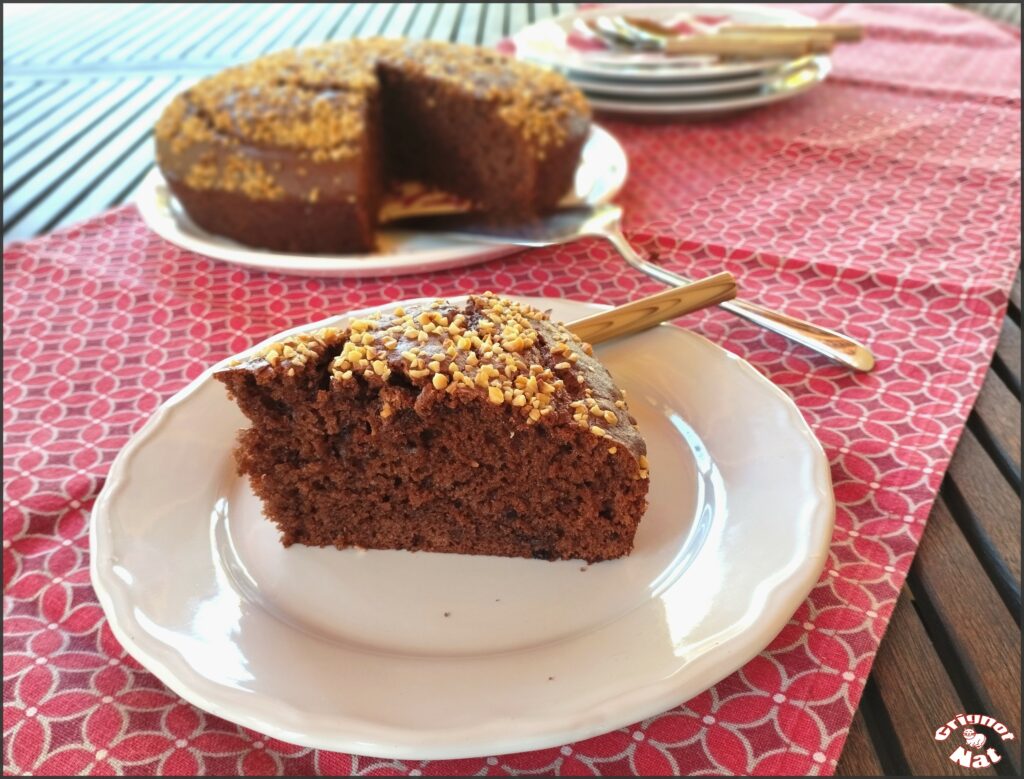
[154, 39, 591, 254]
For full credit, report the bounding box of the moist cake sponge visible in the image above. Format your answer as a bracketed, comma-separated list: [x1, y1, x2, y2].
[215, 294, 649, 563]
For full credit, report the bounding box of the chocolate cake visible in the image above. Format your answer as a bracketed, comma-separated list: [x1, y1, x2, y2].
[154, 39, 591, 254]
[215, 294, 649, 563]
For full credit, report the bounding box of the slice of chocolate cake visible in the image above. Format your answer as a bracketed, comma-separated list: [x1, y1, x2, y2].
[215, 294, 649, 563]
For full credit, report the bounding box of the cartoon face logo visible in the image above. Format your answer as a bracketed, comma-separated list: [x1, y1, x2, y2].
[963, 729, 987, 749]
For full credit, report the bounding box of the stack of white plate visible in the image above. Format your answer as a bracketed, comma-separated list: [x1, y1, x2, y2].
[513, 4, 832, 117]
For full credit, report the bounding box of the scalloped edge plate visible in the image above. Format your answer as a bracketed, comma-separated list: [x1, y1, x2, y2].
[91, 297, 834, 759]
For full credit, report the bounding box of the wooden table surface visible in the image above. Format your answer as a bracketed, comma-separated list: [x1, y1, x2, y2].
[3, 4, 1021, 776]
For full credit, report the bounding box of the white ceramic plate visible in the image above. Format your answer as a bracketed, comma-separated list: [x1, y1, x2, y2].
[91, 297, 834, 760]
[550, 54, 817, 84]
[566, 56, 822, 96]
[136, 126, 627, 278]
[586, 56, 830, 116]
[514, 4, 818, 80]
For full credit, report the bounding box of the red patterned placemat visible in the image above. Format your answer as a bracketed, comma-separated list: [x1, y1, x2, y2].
[4, 4, 1020, 776]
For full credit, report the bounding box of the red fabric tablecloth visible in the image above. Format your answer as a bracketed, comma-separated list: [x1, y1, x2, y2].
[3, 3, 1020, 776]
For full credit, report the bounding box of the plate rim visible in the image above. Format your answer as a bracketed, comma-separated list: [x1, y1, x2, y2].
[567, 64, 799, 96]
[513, 3, 819, 80]
[584, 56, 831, 115]
[135, 125, 627, 278]
[90, 297, 835, 759]
[568, 53, 827, 97]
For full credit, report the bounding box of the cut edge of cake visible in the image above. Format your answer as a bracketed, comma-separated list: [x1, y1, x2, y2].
[154, 39, 592, 254]
[215, 294, 650, 563]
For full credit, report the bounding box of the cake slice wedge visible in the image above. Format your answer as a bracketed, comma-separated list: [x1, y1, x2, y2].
[215, 294, 649, 563]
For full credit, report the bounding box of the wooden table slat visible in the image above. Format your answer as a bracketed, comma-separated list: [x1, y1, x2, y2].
[36, 127, 156, 236]
[993, 316, 1021, 396]
[346, 2, 384, 39]
[64, 4, 189, 67]
[380, 3, 421, 38]
[5, 4, 122, 66]
[42, 136, 157, 236]
[457, 3, 486, 45]
[1, 78, 77, 132]
[291, 3, 352, 45]
[285, 4, 342, 48]
[220, 3, 295, 61]
[2, 9, 70, 61]
[2, 78, 131, 181]
[185, 5, 278, 62]
[396, 3, 433, 40]
[325, 3, 378, 47]
[963, 3, 1023, 25]
[870, 589, 994, 776]
[422, 3, 451, 39]
[289, 3, 341, 48]
[321, 4, 360, 42]
[355, 3, 400, 39]
[372, 4, 405, 38]
[945, 427, 1022, 612]
[71, 5, 192, 65]
[261, 5, 327, 56]
[112, 5, 229, 65]
[104, 161, 156, 213]
[4, 79, 142, 194]
[5, 80, 120, 158]
[835, 710, 886, 777]
[233, 4, 315, 61]
[971, 372, 1022, 487]
[908, 498, 1022, 772]
[1, 78, 42, 110]
[4, 78, 181, 237]
[446, 3, 472, 43]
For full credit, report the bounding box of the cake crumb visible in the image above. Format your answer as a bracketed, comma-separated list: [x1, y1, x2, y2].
[214, 293, 649, 564]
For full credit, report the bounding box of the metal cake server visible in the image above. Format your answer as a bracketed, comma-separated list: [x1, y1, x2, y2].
[400, 203, 875, 372]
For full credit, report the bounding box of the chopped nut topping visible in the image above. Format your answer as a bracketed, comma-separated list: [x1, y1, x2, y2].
[155, 39, 589, 201]
[235, 295, 649, 464]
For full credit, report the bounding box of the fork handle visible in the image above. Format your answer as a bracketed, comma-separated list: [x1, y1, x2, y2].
[568, 272, 737, 344]
[599, 226, 876, 372]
